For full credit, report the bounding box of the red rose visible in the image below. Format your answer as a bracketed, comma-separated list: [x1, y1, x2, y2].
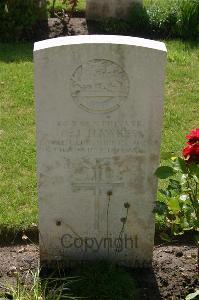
[183, 143, 199, 163]
[186, 128, 199, 145]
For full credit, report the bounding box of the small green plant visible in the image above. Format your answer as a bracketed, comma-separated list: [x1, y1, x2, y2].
[142, 0, 199, 39]
[49, 0, 79, 31]
[155, 129, 199, 264]
[51, 0, 79, 18]
[1, 268, 77, 300]
[146, 0, 179, 37]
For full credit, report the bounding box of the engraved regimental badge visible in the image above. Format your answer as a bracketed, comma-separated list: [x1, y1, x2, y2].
[70, 59, 129, 113]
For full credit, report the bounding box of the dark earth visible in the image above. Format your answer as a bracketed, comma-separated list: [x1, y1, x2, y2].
[35, 16, 154, 41]
[0, 16, 198, 300]
[0, 243, 198, 299]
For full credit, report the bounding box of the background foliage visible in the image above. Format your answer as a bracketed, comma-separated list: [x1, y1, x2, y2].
[0, 0, 47, 41]
[0, 0, 198, 41]
[144, 0, 199, 39]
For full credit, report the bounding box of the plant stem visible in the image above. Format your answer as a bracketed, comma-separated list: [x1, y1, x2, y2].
[52, 0, 56, 16]
[195, 181, 198, 200]
[187, 179, 198, 217]
[115, 207, 129, 255]
[115, 224, 125, 254]
[198, 245, 199, 274]
[106, 193, 111, 256]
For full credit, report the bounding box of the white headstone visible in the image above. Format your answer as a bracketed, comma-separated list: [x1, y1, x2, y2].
[34, 35, 167, 267]
[86, 0, 143, 20]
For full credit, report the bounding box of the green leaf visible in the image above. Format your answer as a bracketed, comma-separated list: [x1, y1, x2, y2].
[173, 228, 184, 236]
[154, 201, 168, 215]
[155, 166, 175, 179]
[161, 151, 174, 160]
[168, 198, 180, 213]
[159, 189, 171, 197]
[189, 163, 199, 178]
[181, 174, 188, 185]
[173, 157, 187, 173]
[160, 232, 171, 242]
[169, 179, 181, 186]
[179, 218, 193, 231]
[186, 290, 199, 300]
[193, 175, 199, 183]
[168, 179, 181, 191]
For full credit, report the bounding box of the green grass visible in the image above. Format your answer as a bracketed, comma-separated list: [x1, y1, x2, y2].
[0, 263, 139, 300]
[47, 0, 181, 10]
[71, 262, 138, 299]
[0, 40, 198, 232]
[0, 44, 37, 231]
[162, 40, 199, 157]
[47, 0, 177, 15]
[47, 0, 177, 13]
[48, 0, 85, 12]
[0, 269, 78, 300]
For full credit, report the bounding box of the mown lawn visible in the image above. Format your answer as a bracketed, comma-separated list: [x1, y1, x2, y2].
[48, 0, 85, 12]
[0, 40, 198, 232]
[47, 0, 182, 11]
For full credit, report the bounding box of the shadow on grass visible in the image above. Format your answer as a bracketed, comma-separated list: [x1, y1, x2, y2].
[87, 20, 199, 48]
[0, 227, 38, 246]
[0, 9, 198, 64]
[182, 40, 199, 50]
[40, 261, 161, 300]
[0, 43, 33, 63]
[129, 267, 161, 300]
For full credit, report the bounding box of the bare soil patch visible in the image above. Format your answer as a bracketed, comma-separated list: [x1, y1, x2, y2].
[35, 17, 148, 41]
[0, 244, 198, 299]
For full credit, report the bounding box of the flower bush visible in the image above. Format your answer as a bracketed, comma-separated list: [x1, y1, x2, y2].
[183, 129, 199, 164]
[155, 129, 199, 242]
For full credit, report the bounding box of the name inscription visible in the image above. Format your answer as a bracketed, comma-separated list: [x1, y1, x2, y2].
[43, 120, 146, 155]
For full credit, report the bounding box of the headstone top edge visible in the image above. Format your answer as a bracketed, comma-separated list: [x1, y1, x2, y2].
[34, 35, 167, 53]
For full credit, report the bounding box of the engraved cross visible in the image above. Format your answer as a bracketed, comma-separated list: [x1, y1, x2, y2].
[71, 160, 123, 231]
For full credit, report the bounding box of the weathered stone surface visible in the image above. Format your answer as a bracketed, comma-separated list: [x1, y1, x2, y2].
[86, 0, 143, 20]
[34, 35, 167, 267]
